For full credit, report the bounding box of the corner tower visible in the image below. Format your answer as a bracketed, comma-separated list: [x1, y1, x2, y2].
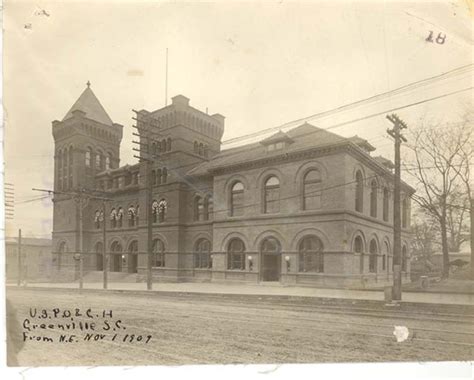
[52, 82, 123, 192]
[52, 83, 123, 276]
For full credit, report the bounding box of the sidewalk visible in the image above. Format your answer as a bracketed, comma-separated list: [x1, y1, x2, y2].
[8, 281, 474, 305]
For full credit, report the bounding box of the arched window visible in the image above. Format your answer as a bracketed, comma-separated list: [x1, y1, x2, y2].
[63, 150, 68, 190]
[194, 141, 199, 153]
[369, 239, 378, 273]
[227, 238, 246, 270]
[94, 242, 104, 271]
[383, 187, 389, 222]
[105, 155, 111, 170]
[261, 237, 281, 253]
[152, 199, 167, 223]
[383, 241, 390, 272]
[402, 246, 408, 272]
[127, 240, 138, 273]
[128, 206, 136, 227]
[152, 142, 157, 156]
[194, 238, 211, 269]
[96, 150, 102, 170]
[354, 236, 364, 274]
[205, 196, 213, 220]
[162, 168, 168, 183]
[94, 210, 104, 229]
[152, 239, 165, 267]
[370, 180, 378, 218]
[230, 182, 244, 216]
[110, 208, 117, 228]
[194, 196, 204, 221]
[199, 143, 204, 156]
[303, 169, 322, 210]
[402, 198, 409, 228]
[85, 148, 92, 167]
[166, 138, 171, 152]
[298, 236, 324, 273]
[117, 207, 124, 228]
[135, 205, 140, 226]
[110, 241, 123, 272]
[264, 176, 280, 214]
[156, 169, 162, 185]
[355, 170, 364, 212]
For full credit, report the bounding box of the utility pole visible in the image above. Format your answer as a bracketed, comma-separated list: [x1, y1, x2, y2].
[17, 229, 22, 286]
[73, 193, 89, 291]
[132, 111, 159, 291]
[102, 202, 108, 290]
[387, 114, 407, 302]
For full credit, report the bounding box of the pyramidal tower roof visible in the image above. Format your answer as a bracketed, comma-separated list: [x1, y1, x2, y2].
[62, 82, 113, 126]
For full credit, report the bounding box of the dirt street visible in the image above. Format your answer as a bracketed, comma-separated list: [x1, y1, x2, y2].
[6, 288, 474, 366]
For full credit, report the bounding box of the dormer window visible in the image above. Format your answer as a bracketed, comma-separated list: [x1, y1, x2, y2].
[260, 131, 293, 152]
[267, 141, 286, 152]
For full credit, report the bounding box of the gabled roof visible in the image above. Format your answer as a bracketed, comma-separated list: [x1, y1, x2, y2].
[63, 84, 114, 126]
[260, 130, 294, 145]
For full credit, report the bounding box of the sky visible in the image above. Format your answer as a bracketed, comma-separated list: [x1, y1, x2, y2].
[3, 0, 473, 238]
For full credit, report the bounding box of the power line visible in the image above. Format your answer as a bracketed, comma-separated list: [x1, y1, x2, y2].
[221, 64, 474, 145]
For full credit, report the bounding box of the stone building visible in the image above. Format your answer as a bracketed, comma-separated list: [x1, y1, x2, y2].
[51, 84, 414, 287]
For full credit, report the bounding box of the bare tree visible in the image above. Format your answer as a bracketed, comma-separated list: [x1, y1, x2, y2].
[404, 122, 471, 278]
[411, 212, 438, 273]
[450, 116, 474, 278]
[446, 191, 469, 252]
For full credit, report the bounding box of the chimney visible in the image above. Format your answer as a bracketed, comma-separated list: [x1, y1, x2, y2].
[171, 95, 190, 107]
[211, 113, 225, 127]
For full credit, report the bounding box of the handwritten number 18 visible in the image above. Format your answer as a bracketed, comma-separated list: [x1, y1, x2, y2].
[426, 31, 446, 44]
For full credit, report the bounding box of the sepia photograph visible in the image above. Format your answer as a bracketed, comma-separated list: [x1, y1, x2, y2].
[2, 0, 473, 376]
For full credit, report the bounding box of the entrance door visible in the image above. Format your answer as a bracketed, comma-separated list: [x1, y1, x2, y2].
[262, 254, 280, 281]
[111, 241, 123, 272]
[260, 237, 281, 282]
[128, 241, 138, 273]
